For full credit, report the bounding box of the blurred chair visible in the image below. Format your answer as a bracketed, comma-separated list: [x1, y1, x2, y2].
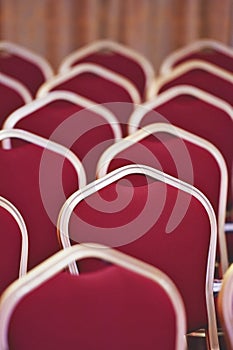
[0, 72, 32, 128]
[0, 41, 54, 97]
[160, 39, 233, 76]
[59, 39, 155, 101]
[97, 123, 228, 276]
[149, 60, 233, 106]
[37, 63, 141, 136]
[58, 164, 219, 349]
[218, 263, 233, 350]
[0, 128, 86, 270]
[0, 196, 28, 295]
[3, 91, 122, 182]
[0, 244, 187, 350]
[128, 85, 233, 228]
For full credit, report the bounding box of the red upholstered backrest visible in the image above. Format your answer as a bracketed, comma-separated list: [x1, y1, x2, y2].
[174, 50, 233, 73]
[0, 52, 46, 97]
[107, 134, 221, 217]
[139, 95, 233, 210]
[0, 83, 26, 128]
[0, 143, 79, 270]
[69, 176, 211, 331]
[8, 267, 178, 350]
[0, 207, 22, 295]
[74, 51, 146, 99]
[14, 100, 117, 182]
[158, 69, 233, 106]
[50, 72, 135, 136]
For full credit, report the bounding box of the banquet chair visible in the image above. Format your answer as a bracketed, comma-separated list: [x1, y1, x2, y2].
[149, 60, 233, 106]
[0, 128, 86, 270]
[0, 244, 187, 350]
[128, 85, 233, 228]
[2, 91, 122, 182]
[160, 39, 233, 76]
[218, 263, 233, 350]
[37, 63, 141, 136]
[96, 123, 228, 276]
[59, 39, 155, 101]
[0, 41, 53, 97]
[0, 196, 28, 296]
[0, 73, 32, 128]
[58, 164, 219, 349]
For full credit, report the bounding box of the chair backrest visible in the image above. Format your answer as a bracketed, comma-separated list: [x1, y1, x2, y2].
[218, 263, 233, 350]
[160, 39, 233, 76]
[3, 91, 122, 182]
[128, 85, 233, 219]
[0, 244, 187, 350]
[0, 196, 28, 295]
[57, 164, 219, 349]
[37, 63, 141, 137]
[0, 129, 86, 270]
[96, 123, 228, 275]
[59, 39, 155, 101]
[0, 41, 54, 97]
[150, 60, 233, 106]
[0, 73, 32, 128]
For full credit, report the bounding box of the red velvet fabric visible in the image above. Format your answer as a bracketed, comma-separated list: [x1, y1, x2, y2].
[0, 143, 79, 270]
[0, 83, 26, 127]
[158, 69, 233, 106]
[0, 207, 22, 295]
[108, 133, 221, 216]
[8, 267, 178, 350]
[139, 94, 233, 211]
[72, 51, 146, 100]
[0, 53, 46, 97]
[69, 177, 211, 332]
[174, 49, 233, 73]
[14, 100, 117, 182]
[50, 72, 136, 136]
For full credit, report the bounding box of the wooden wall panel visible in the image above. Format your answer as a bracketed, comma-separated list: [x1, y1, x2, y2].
[0, 0, 232, 73]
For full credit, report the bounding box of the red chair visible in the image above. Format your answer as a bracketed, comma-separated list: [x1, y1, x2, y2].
[218, 263, 233, 350]
[160, 39, 233, 76]
[3, 91, 122, 182]
[97, 123, 228, 276]
[58, 164, 219, 349]
[0, 244, 187, 350]
[150, 60, 233, 107]
[59, 39, 155, 101]
[128, 85, 233, 256]
[0, 128, 86, 270]
[37, 63, 141, 136]
[0, 196, 28, 295]
[0, 73, 32, 128]
[0, 41, 53, 97]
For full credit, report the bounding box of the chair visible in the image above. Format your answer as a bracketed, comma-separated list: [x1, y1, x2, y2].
[0, 128, 86, 270]
[149, 60, 233, 107]
[59, 39, 155, 101]
[160, 39, 233, 76]
[218, 263, 233, 350]
[128, 85, 233, 228]
[0, 244, 187, 350]
[37, 63, 141, 136]
[0, 196, 28, 296]
[58, 164, 219, 349]
[0, 41, 54, 97]
[0, 72, 32, 128]
[96, 123, 228, 276]
[2, 91, 122, 182]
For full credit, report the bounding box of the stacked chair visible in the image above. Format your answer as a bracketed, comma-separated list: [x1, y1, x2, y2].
[0, 38, 232, 349]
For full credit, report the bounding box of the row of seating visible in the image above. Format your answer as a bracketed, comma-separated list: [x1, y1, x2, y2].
[0, 38, 232, 349]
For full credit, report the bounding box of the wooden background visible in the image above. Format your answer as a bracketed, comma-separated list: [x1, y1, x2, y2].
[0, 0, 233, 73]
